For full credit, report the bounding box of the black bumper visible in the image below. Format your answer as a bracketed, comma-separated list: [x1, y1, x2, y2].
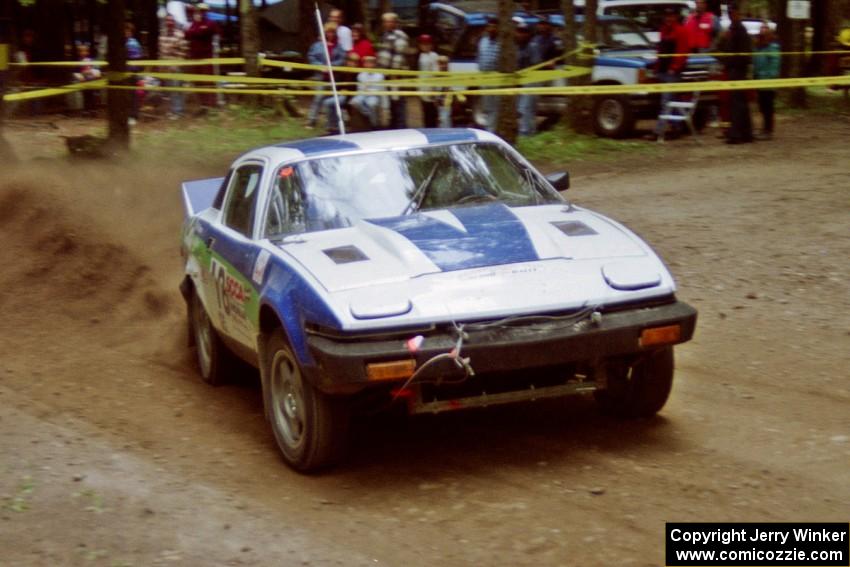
[305, 301, 697, 394]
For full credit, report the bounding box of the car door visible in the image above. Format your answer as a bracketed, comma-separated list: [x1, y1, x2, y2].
[206, 160, 267, 349]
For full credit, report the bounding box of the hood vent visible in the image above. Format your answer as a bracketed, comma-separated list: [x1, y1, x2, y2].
[323, 245, 369, 264]
[551, 220, 597, 237]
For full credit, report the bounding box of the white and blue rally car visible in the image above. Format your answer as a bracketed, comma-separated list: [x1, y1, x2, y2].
[180, 128, 697, 471]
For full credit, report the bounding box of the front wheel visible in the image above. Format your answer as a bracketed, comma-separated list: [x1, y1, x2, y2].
[263, 330, 350, 472]
[593, 95, 635, 138]
[595, 347, 675, 418]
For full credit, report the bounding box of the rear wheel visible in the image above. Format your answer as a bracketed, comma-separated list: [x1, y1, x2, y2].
[263, 330, 350, 472]
[593, 95, 635, 138]
[189, 291, 231, 386]
[595, 347, 675, 418]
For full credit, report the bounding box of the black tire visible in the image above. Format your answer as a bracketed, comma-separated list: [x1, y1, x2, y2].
[189, 290, 232, 386]
[592, 95, 635, 138]
[595, 347, 675, 418]
[263, 330, 350, 472]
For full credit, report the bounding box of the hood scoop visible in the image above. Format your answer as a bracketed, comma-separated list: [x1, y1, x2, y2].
[551, 220, 597, 237]
[323, 245, 369, 264]
[602, 261, 661, 291]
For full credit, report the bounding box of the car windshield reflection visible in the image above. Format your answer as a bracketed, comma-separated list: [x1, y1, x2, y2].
[266, 142, 564, 237]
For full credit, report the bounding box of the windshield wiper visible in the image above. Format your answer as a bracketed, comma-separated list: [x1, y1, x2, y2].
[402, 162, 439, 215]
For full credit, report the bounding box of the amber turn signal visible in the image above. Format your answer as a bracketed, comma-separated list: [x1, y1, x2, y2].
[639, 324, 681, 347]
[366, 359, 417, 381]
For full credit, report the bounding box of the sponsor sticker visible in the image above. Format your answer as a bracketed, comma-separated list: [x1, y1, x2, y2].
[253, 249, 271, 285]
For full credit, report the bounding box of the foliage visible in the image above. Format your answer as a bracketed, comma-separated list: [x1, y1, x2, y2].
[133, 105, 313, 166]
[517, 124, 655, 165]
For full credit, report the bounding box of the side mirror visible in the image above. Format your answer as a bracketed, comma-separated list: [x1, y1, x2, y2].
[546, 171, 570, 192]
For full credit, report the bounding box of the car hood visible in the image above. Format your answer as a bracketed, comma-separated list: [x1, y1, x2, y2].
[276, 203, 676, 328]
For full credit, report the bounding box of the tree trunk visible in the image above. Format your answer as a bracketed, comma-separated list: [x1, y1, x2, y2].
[299, 0, 315, 56]
[567, 0, 596, 131]
[495, 0, 517, 143]
[241, 0, 259, 77]
[0, 3, 16, 165]
[107, 0, 130, 149]
[144, 0, 159, 60]
[560, 0, 576, 57]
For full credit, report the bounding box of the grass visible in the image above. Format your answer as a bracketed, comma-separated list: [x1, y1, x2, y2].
[775, 87, 850, 116]
[517, 124, 656, 165]
[133, 105, 313, 166]
[134, 105, 653, 169]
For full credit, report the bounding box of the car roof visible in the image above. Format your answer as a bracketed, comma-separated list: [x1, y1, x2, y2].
[237, 128, 502, 164]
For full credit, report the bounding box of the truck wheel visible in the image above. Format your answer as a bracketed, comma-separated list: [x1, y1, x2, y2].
[263, 330, 349, 472]
[189, 291, 231, 386]
[595, 347, 674, 418]
[593, 95, 634, 138]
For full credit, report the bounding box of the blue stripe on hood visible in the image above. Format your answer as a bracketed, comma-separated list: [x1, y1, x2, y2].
[366, 203, 539, 272]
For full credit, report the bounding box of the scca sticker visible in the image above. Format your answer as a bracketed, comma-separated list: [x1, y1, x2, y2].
[210, 258, 250, 319]
[252, 249, 271, 285]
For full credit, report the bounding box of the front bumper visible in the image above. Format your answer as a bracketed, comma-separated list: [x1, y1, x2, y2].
[305, 300, 697, 394]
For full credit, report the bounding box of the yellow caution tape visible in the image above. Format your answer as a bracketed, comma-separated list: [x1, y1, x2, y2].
[3, 79, 106, 102]
[90, 73, 850, 99]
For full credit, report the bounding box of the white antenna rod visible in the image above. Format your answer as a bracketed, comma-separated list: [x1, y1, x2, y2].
[315, 3, 345, 135]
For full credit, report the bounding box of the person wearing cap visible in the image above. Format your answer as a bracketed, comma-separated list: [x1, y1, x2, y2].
[515, 23, 540, 136]
[418, 34, 439, 128]
[477, 16, 500, 131]
[185, 3, 219, 109]
[534, 17, 563, 67]
[329, 8, 353, 52]
[306, 22, 346, 130]
[378, 12, 410, 128]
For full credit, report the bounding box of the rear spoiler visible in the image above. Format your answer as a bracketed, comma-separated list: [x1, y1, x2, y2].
[181, 177, 224, 218]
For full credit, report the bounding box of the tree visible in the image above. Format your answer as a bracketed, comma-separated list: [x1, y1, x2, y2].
[106, 0, 130, 149]
[564, 0, 597, 131]
[0, 9, 15, 165]
[240, 0, 259, 78]
[495, 0, 517, 143]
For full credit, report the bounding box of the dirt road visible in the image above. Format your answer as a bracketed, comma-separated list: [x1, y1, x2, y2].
[1, 114, 848, 566]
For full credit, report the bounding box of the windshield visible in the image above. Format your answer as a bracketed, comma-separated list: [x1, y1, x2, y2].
[595, 20, 654, 49]
[605, 4, 691, 33]
[264, 142, 562, 237]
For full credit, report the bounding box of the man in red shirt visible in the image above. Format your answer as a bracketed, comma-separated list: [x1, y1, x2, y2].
[685, 0, 719, 52]
[649, 9, 691, 139]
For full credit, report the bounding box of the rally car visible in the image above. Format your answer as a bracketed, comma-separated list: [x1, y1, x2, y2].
[180, 128, 697, 471]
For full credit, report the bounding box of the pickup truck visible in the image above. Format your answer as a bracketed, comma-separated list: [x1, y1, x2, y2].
[421, 3, 721, 137]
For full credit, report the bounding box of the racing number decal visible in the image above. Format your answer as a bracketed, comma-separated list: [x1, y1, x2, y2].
[210, 257, 249, 320]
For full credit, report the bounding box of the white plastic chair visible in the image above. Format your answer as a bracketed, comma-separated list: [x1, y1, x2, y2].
[657, 91, 701, 142]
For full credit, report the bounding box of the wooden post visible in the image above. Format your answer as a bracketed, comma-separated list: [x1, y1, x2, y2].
[107, 0, 130, 149]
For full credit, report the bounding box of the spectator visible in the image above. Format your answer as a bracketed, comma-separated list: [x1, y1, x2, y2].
[158, 14, 188, 119]
[753, 23, 779, 140]
[533, 17, 563, 67]
[377, 12, 410, 128]
[322, 51, 361, 134]
[306, 22, 346, 129]
[350, 55, 386, 128]
[70, 43, 101, 113]
[349, 24, 375, 59]
[125, 23, 143, 125]
[476, 16, 500, 131]
[719, 3, 752, 144]
[648, 9, 690, 140]
[185, 3, 219, 109]
[418, 34, 439, 128]
[685, 0, 719, 52]
[515, 23, 540, 136]
[435, 55, 452, 128]
[329, 9, 353, 52]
